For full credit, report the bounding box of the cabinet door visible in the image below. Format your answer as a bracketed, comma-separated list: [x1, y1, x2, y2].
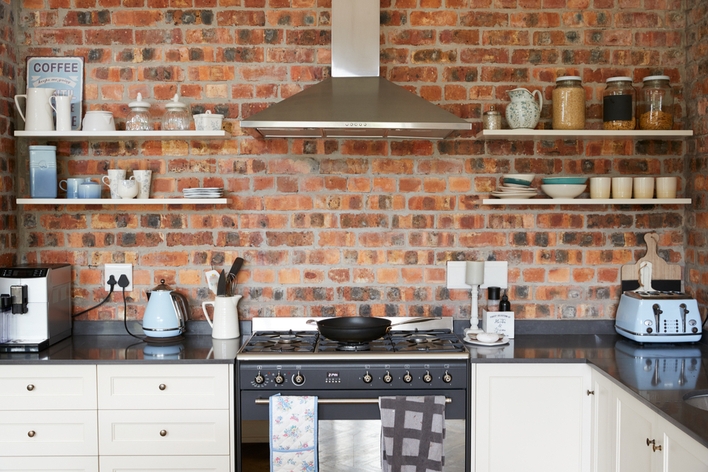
[590, 368, 617, 472]
[100, 455, 230, 471]
[97, 364, 229, 410]
[475, 363, 591, 472]
[0, 410, 98, 456]
[98, 409, 230, 456]
[615, 387, 654, 472]
[656, 415, 708, 472]
[0, 365, 97, 410]
[0, 456, 98, 471]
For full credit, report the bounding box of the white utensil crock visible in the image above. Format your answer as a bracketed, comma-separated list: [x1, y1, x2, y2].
[202, 295, 241, 339]
[15, 88, 56, 131]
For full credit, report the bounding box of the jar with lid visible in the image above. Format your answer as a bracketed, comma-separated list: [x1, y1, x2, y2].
[552, 76, 585, 130]
[126, 93, 151, 131]
[483, 106, 502, 130]
[603, 77, 635, 130]
[639, 75, 673, 130]
[162, 93, 191, 131]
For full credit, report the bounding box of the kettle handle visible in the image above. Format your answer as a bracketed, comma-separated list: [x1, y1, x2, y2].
[532, 89, 543, 111]
[170, 292, 189, 331]
[202, 301, 215, 328]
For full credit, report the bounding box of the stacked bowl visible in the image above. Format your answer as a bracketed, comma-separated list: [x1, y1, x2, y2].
[491, 174, 536, 199]
[540, 177, 588, 199]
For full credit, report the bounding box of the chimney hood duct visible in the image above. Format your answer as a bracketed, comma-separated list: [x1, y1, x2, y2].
[240, 0, 471, 140]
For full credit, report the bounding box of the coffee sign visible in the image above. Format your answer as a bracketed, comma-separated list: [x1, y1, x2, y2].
[26, 57, 84, 130]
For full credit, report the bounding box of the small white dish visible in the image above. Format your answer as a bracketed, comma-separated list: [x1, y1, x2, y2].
[491, 192, 536, 199]
[477, 332, 500, 343]
[463, 334, 510, 347]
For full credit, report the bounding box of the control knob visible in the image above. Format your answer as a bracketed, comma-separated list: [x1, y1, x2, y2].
[423, 371, 433, 383]
[403, 371, 413, 383]
[383, 371, 393, 384]
[274, 372, 285, 384]
[442, 371, 453, 383]
[363, 372, 373, 384]
[293, 372, 305, 386]
[254, 372, 265, 385]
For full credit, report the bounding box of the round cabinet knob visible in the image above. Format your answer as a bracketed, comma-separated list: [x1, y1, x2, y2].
[423, 371, 433, 383]
[383, 371, 393, 384]
[442, 371, 453, 383]
[27, 430, 36, 438]
[160, 430, 167, 437]
[274, 373, 285, 384]
[254, 373, 265, 384]
[363, 372, 373, 384]
[293, 372, 305, 386]
[158, 384, 166, 391]
[403, 371, 413, 383]
[26, 384, 35, 391]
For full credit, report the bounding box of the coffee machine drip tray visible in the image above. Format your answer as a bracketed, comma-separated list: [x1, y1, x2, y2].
[0, 338, 50, 353]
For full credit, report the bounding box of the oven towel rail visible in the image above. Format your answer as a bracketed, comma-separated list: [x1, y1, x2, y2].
[269, 394, 318, 472]
[379, 395, 446, 472]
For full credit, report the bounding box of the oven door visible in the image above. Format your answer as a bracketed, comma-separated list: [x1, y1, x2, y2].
[237, 389, 469, 472]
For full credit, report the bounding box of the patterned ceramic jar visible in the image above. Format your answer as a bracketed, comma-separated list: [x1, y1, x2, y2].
[505, 88, 543, 129]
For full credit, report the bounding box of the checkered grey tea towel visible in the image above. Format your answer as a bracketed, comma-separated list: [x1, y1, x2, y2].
[379, 395, 446, 472]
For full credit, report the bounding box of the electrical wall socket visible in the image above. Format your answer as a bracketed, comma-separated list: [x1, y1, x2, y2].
[105, 263, 133, 292]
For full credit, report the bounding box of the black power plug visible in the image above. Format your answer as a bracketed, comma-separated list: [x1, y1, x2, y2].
[107, 275, 117, 291]
[117, 274, 130, 289]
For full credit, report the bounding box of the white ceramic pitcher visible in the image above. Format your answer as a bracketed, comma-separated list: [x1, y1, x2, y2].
[14, 88, 55, 131]
[505, 88, 543, 129]
[202, 295, 241, 339]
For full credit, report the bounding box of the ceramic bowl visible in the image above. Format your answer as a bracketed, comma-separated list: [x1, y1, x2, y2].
[502, 174, 535, 186]
[541, 184, 587, 199]
[542, 177, 588, 185]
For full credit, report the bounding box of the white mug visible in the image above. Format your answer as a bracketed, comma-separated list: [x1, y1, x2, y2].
[611, 177, 633, 199]
[15, 88, 56, 131]
[202, 295, 241, 339]
[589, 177, 611, 199]
[633, 177, 655, 199]
[102, 169, 128, 199]
[132, 170, 152, 199]
[117, 179, 139, 199]
[49, 93, 73, 132]
[656, 176, 678, 199]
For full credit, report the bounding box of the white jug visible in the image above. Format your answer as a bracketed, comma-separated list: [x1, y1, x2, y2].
[14, 88, 55, 131]
[202, 295, 241, 339]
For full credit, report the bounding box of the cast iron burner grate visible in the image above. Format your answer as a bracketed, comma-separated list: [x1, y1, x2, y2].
[241, 330, 318, 353]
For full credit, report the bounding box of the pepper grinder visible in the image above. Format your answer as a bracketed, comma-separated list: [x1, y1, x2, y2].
[126, 93, 151, 131]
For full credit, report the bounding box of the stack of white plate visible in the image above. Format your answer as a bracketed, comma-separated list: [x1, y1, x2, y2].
[182, 187, 225, 199]
[491, 174, 537, 199]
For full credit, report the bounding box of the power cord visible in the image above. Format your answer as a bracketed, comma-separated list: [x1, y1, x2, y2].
[119, 275, 143, 340]
[72, 275, 116, 318]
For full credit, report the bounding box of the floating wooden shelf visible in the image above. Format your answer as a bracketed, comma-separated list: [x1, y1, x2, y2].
[482, 198, 692, 205]
[16, 198, 228, 205]
[477, 129, 693, 139]
[14, 130, 230, 140]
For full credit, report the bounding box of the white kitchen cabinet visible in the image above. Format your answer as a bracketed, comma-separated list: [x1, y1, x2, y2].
[658, 414, 708, 472]
[100, 455, 230, 471]
[475, 363, 592, 472]
[0, 456, 98, 471]
[0, 364, 97, 410]
[590, 368, 616, 472]
[0, 409, 98, 456]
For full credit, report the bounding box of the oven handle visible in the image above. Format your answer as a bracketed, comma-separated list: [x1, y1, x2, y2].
[255, 397, 452, 405]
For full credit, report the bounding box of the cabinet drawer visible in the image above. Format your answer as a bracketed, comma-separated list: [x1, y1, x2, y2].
[0, 456, 98, 471]
[0, 410, 98, 457]
[98, 410, 230, 456]
[97, 364, 229, 410]
[0, 365, 97, 410]
[100, 455, 230, 471]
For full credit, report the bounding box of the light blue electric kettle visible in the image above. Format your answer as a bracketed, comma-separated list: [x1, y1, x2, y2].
[142, 280, 188, 338]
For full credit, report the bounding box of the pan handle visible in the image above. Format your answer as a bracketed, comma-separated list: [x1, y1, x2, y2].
[306, 319, 318, 325]
[388, 316, 442, 328]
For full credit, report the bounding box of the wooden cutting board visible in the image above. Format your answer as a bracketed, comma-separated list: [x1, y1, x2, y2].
[621, 232, 682, 285]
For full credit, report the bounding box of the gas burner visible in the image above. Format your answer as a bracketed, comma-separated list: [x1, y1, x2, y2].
[336, 342, 371, 352]
[242, 330, 318, 353]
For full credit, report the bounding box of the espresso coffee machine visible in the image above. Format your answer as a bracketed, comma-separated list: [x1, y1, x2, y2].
[0, 264, 72, 352]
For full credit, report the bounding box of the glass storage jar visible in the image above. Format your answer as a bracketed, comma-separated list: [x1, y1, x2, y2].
[162, 93, 191, 131]
[483, 106, 502, 130]
[126, 93, 151, 131]
[639, 75, 673, 130]
[603, 77, 635, 130]
[552, 76, 585, 130]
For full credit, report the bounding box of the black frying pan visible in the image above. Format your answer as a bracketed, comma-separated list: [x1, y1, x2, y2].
[307, 317, 441, 343]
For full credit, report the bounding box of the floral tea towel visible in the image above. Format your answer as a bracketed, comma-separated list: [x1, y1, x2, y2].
[269, 394, 318, 472]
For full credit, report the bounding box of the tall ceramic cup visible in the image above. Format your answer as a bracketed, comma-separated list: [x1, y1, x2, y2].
[132, 170, 152, 199]
[202, 295, 241, 339]
[15, 88, 56, 131]
[102, 169, 127, 199]
[49, 92, 73, 132]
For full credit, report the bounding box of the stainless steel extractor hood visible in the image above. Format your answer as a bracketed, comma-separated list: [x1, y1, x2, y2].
[240, 0, 471, 140]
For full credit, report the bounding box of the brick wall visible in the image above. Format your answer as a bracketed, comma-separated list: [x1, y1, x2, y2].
[12, 1, 693, 324]
[0, 0, 16, 266]
[685, 0, 708, 308]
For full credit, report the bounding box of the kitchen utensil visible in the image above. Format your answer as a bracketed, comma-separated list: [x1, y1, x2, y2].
[194, 110, 223, 131]
[502, 174, 534, 186]
[162, 93, 191, 131]
[78, 181, 101, 199]
[49, 92, 73, 132]
[117, 179, 138, 199]
[132, 170, 152, 199]
[542, 177, 588, 185]
[142, 279, 188, 338]
[615, 291, 701, 343]
[590, 177, 611, 199]
[216, 269, 227, 296]
[620, 232, 681, 290]
[227, 257, 244, 295]
[505, 88, 542, 129]
[202, 295, 241, 339]
[611, 177, 632, 199]
[656, 177, 677, 198]
[14, 88, 56, 131]
[29, 145, 57, 198]
[102, 169, 127, 199]
[307, 316, 441, 343]
[540, 184, 586, 199]
[60, 177, 90, 199]
[205, 269, 220, 295]
[633, 177, 655, 199]
[126, 93, 151, 131]
[82, 111, 115, 131]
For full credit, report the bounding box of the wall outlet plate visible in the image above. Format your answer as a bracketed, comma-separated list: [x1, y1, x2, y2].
[446, 261, 508, 289]
[105, 263, 133, 292]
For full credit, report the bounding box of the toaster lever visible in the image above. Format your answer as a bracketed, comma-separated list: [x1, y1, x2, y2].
[680, 303, 688, 333]
[652, 304, 663, 333]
